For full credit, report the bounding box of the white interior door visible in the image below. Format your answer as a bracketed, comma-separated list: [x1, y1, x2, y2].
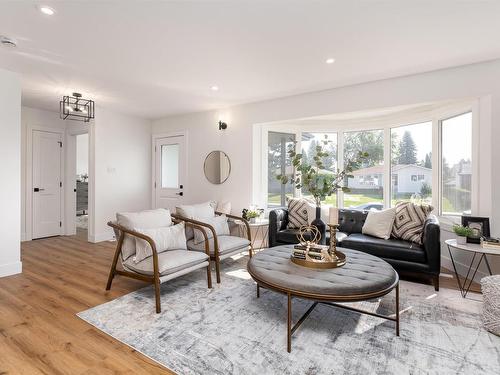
[33, 130, 62, 239]
[155, 135, 186, 209]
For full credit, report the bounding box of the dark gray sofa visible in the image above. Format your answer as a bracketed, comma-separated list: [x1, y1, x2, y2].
[268, 207, 441, 290]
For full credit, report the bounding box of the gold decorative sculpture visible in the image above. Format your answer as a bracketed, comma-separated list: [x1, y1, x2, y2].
[291, 225, 346, 269]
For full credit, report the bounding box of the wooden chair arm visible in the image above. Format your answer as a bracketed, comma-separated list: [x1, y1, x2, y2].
[170, 214, 219, 258]
[107, 221, 159, 256]
[107, 221, 161, 281]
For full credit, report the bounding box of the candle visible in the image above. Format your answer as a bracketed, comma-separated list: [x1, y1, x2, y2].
[329, 207, 339, 225]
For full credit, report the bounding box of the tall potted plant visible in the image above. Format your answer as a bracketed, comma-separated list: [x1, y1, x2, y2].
[277, 135, 367, 243]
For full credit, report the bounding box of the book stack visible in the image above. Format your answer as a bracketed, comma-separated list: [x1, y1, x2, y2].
[292, 244, 329, 260]
[482, 237, 500, 251]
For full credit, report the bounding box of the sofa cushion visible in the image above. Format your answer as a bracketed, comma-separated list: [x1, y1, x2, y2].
[187, 235, 250, 256]
[338, 209, 368, 234]
[116, 209, 172, 260]
[391, 202, 433, 244]
[123, 249, 208, 276]
[341, 233, 426, 263]
[134, 222, 187, 263]
[276, 229, 347, 245]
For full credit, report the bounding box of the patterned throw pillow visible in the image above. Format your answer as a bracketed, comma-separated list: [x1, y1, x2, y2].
[391, 202, 433, 244]
[287, 198, 309, 229]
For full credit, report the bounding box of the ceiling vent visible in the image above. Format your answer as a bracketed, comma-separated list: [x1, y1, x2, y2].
[0, 36, 17, 48]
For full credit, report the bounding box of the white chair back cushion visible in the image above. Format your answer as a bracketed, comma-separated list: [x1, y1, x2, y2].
[176, 201, 216, 239]
[134, 222, 187, 263]
[193, 214, 230, 244]
[116, 208, 172, 260]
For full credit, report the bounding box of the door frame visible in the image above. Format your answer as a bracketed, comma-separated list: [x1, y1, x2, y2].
[65, 128, 89, 240]
[26, 125, 65, 241]
[151, 131, 188, 208]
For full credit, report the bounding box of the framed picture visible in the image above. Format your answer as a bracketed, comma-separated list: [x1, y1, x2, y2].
[461, 216, 490, 244]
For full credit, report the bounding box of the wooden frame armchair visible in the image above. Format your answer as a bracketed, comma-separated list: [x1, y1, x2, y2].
[172, 211, 253, 283]
[106, 218, 212, 313]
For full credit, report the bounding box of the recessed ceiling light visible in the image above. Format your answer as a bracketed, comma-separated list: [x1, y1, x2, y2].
[210, 85, 219, 91]
[39, 6, 55, 16]
[326, 58, 335, 64]
[0, 36, 17, 48]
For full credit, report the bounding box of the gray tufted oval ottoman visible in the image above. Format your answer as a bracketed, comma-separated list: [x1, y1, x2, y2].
[247, 245, 400, 352]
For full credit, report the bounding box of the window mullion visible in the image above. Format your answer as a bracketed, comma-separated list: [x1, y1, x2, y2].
[338, 131, 344, 208]
[383, 127, 391, 208]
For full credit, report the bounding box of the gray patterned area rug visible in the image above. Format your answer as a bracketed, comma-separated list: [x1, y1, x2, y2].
[78, 255, 500, 374]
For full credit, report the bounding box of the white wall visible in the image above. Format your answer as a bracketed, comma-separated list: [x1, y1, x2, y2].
[89, 106, 152, 242]
[0, 69, 22, 277]
[152, 59, 500, 278]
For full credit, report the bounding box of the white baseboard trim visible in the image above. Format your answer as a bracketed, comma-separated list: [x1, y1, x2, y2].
[89, 232, 115, 243]
[441, 254, 489, 284]
[0, 261, 22, 277]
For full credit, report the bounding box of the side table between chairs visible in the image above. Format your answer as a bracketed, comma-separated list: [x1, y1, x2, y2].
[237, 218, 269, 250]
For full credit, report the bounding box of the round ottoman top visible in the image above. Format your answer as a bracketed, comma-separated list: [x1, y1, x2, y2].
[247, 245, 398, 300]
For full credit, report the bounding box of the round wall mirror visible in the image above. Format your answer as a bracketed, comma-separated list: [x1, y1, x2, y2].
[204, 151, 231, 184]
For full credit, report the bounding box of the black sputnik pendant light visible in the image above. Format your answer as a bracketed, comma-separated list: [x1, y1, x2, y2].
[60, 92, 95, 122]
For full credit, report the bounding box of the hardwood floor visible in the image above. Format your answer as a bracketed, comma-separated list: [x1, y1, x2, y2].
[0, 235, 173, 375]
[0, 235, 480, 374]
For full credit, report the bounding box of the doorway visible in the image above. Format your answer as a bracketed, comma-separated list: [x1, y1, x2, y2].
[75, 134, 89, 239]
[153, 134, 186, 210]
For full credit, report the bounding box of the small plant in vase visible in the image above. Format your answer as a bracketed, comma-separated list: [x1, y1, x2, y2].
[242, 208, 264, 223]
[453, 225, 473, 245]
[277, 135, 367, 244]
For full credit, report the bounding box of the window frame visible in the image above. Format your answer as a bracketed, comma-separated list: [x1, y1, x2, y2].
[257, 100, 478, 221]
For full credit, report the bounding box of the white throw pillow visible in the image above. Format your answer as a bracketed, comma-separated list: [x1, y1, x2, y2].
[134, 222, 187, 263]
[116, 208, 172, 260]
[216, 200, 232, 215]
[362, 208, 396, 240]
[176, 201, 215, 219]
[193, 215, 230, 244]
[304, 200, 331, 225]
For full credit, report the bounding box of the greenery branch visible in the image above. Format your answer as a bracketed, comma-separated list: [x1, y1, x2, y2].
[276, 135, 368, 207]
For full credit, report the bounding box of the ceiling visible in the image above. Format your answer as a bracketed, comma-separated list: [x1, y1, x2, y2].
[1, 0, 499, 120]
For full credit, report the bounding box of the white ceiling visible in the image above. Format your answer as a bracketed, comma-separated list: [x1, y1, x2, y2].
[1, 0, 500, 120]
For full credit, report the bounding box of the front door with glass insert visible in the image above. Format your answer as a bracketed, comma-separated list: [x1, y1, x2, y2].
[154, 135, 185, 209]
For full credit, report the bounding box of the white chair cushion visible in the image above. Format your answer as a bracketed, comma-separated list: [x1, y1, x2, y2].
[133, 222, 187, 263]
[123, 250, 208, 276]
[187, 235, 250, 256]
[193, 215, 230, 244]
[362, 208, 396, 239]
[116, 209, 172, 260]
[176, 201, 215, 220]
[176, 201, 216, 240]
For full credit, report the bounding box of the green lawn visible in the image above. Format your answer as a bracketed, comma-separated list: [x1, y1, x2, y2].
[267, 193, 382, 208]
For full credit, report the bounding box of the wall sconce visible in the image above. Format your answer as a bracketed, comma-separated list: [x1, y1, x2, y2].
[218, 121, 228, 130]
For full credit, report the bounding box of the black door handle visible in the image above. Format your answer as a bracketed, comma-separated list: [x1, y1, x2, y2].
[34, 188, 44, 192]
[176, 192, 183, 196]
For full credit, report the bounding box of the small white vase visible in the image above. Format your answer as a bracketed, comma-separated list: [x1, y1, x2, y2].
[250, 218, 256, 224]
[456, 236, 467, 245]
